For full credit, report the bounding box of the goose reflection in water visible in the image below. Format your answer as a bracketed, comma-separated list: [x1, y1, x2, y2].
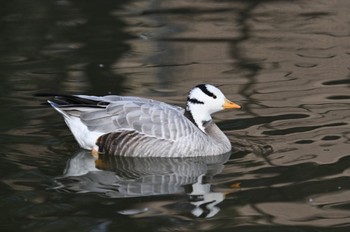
[54, 151, 234, 218]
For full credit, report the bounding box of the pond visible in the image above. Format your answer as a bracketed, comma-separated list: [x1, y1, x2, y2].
[1, 0, 350, 231]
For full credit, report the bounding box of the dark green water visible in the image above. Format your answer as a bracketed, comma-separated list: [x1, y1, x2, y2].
[1, 0, 350, 231]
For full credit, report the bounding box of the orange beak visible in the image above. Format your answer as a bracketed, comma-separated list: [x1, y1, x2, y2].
[223, 98, 241, 109]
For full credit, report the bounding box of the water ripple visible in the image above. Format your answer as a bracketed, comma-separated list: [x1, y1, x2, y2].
[263, 122, 347, 136]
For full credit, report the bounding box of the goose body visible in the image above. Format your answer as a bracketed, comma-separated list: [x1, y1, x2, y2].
[45, 84, 240, 157]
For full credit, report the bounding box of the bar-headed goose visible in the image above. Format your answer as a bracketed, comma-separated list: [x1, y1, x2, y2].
[45, 84, 241, 157]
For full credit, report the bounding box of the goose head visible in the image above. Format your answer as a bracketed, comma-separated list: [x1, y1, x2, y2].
[186, 84, 241, 132]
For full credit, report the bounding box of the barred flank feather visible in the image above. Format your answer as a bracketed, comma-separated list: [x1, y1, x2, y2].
[97, 131, 175, 157]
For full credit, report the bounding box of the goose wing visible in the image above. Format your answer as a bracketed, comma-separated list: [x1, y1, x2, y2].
[76, 95, 185, 113]
[76, 97, 196, 141]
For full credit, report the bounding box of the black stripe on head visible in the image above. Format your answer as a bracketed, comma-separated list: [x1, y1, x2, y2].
[196, 84, 217, 99]
[187, 97, 204, 104]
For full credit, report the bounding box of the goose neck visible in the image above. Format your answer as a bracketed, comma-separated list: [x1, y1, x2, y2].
[184, 107, 211, 133]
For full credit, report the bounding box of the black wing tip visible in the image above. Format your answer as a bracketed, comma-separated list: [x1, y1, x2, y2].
[34, 93, 111, 110]
[34, 94, 95, 105]
[34, 93, 60, 106]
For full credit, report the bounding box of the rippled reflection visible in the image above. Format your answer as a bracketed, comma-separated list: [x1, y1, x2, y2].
[55, 151, 231, 218]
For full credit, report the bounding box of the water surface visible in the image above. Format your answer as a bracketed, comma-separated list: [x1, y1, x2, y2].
[1, 0, 350, 231]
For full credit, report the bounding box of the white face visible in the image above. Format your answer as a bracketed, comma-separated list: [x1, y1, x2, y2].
[187, 84, 226, 115]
